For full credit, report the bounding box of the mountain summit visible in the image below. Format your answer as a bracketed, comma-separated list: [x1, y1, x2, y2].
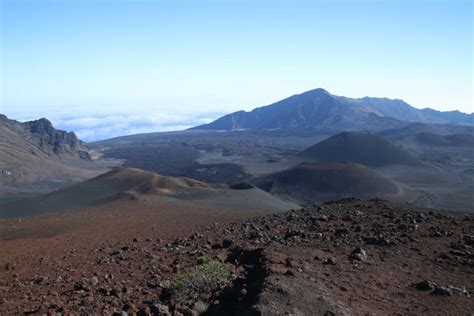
[192, 89, 473, 131]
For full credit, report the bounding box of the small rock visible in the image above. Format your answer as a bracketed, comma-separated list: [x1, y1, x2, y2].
[147, 280, 159, 289]
[285, 228, 305, 239]
[349, 247, 367, 262]
[363, 235, 390, 246]
[414, 280, 436, 291]
[318, 215, 329, 222]
[81, 296, 94, 305]
[432, 286, 452, 296]
[90, 276, 99, 286]
[222, 239, 233, 248]
[192, 301, 208, 314]
[334, 228, 349, 238]
[152, 303, 171, 315]
[74, 282, 84, 291]
[323, 257, 337, 265]
[110, 288, 120, 297]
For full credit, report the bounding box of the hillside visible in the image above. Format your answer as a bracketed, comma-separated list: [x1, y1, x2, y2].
[379, 122, 474, 141]
[0, 168, 297, 218]
[0, 114, 114, 197]
[252, 162, 405, 204]
[297, 132, 422, 167]
[192, 88, 474, 131]
[413, 133, 474, 147]
[1, 199, 472, 315]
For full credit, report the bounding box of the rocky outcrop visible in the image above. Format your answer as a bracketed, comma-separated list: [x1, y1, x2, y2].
[0, 114, 91, 160]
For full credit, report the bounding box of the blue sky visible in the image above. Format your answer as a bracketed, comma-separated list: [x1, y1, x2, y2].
[1, 0, 472, 140]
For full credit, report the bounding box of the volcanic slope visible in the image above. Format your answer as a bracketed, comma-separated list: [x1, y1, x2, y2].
[0, 168, 297, 218]
[297, 132, 423, 168]
[251, 162, 411, 205]
[379, 122, 474, 141]
[1, 199, 472, 315]
[409, 133, 474, 147]
[0, 114, 114, 197]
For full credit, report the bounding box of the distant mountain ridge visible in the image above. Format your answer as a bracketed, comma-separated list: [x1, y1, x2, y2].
[193, 88, 473, 131]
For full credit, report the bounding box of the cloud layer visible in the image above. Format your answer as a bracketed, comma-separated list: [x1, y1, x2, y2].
[50, 112, 221, 142]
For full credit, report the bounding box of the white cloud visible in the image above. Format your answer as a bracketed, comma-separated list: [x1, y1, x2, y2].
[48, 112, 222, 142]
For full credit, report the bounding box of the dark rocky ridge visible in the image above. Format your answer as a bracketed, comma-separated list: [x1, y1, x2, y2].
[0, 114, 91, 160]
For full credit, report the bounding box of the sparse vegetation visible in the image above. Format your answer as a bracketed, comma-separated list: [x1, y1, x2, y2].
[170, 257, 231, 302]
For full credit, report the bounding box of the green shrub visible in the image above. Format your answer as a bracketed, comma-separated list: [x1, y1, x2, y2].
[170, 258, 230, 302]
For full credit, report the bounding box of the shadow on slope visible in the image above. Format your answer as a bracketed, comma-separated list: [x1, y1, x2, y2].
[251, 162, 410, 205]
[413, 133, 474, 147]
[297, 132, 423, 168]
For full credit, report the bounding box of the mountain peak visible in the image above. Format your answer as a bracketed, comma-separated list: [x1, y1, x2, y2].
[192, 88, 474, 131]
[302, 88, 331, 96]
[308, 87, 330, 93]
[27, 117, 55, 134]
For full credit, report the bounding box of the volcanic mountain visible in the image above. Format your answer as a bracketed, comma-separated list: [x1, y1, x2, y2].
[297, 132, 423, 168]
[251, 162, 407, 204]
[0, 168, 297, 218]
[193, 88, 473, 131]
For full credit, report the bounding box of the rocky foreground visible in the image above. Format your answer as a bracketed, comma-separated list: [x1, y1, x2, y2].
[1, 199, 473, 315]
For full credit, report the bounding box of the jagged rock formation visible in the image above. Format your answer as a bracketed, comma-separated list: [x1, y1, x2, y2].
[0, 114, 110, 195]
[0, 114, 91, 160]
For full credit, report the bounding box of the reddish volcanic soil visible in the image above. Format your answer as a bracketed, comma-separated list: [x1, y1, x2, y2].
[1, 199, 473, 315]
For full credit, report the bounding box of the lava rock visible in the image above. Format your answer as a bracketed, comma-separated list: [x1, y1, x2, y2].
[334, 228, 349, 238]
[284, 228, 305, 240]
[323, 257, 337, 265]
[150, 304, 171, 316]
[222, 239, 233, 248]
[363, 235, 390, 246]
[432, 286, 452, 296]
[349, 247, 367, 261]
[414, 281, 436, 291]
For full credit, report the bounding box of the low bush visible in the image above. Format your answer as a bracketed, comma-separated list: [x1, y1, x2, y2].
[170, 257, 231, 302]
